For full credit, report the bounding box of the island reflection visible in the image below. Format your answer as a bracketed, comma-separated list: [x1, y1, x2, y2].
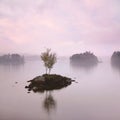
[25, 74, 72, 115]
[111, 60, 120, 72]
[70, 51, 99, 71]
[70, 60, 98, 71]
[43, 91, 56, 114]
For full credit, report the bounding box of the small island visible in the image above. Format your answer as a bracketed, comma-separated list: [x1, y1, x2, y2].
[0, 54, 24, 65]
[25, 74, 73, 92]
[25, 49, 74, 93]
[111, 51, 120, 68]
[70, 51, 99, 67]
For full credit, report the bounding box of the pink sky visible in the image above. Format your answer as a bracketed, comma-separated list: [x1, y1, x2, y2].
[0, 0, 120, 56]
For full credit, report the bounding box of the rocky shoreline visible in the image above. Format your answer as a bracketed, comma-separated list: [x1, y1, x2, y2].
[25, 74, 75, 92]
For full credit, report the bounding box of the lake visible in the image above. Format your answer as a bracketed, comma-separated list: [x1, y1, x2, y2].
[0, 57, 120, 120]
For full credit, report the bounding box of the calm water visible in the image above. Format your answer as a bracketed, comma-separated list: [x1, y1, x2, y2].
[0, 58, 120, 120]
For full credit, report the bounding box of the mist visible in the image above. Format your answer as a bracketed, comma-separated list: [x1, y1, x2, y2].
[0, 1, 120, 119]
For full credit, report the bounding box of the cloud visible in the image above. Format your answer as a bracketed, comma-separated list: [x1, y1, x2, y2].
[0, 0, 120, 56]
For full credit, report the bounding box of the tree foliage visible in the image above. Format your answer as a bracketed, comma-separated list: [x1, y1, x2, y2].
[41, 49, 57, 74]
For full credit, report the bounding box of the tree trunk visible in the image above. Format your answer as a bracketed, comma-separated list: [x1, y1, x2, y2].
[48, 68, 51, 74]
[46, 67, 48, 74]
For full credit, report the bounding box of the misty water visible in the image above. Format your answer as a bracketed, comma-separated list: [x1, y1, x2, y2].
[0, 57, 120, 120]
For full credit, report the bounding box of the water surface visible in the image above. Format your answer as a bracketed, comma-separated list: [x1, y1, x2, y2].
[0, 58, 120, 120]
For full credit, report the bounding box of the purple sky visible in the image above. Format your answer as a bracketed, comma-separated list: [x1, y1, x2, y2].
[0, 0, 120, 56]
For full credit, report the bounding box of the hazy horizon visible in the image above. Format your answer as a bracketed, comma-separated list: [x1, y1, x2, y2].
[0, 52, 113, 58]
[0, 0, 120, 56]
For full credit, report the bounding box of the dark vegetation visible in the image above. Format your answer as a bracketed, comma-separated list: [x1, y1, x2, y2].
[111, 51, 120, 68]
[70, 51, 99, 68]
[0, 54, 24, 65]
[25, 74, 74, 93]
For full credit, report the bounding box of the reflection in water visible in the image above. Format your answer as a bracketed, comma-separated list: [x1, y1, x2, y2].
[111, 60, 120, 73]
[43, 91, 56, 114]
[70, 60, 98, 71]
[1, 58, 120, 120]
[0, 60, 24, 66]
[0, 61, 25, 70]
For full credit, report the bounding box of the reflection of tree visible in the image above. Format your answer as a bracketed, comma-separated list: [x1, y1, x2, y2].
[111, 61, 120, 73]
[70, 60, 98, 71]
[43, 91, 56, 114]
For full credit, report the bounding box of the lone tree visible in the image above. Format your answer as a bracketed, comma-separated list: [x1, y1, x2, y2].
[41, 49, 57, 74]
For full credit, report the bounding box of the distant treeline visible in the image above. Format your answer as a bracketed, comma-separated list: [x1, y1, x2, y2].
[111, 51, 120, 61]
[111, 51, 120, 67]
[0, 54, 24, 64]
[70, 51, 98, 65]
[70, 51, 120, 68]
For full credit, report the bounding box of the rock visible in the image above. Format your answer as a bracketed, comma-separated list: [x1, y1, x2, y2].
[25, 74, 74, 92]
[25, 86, 29, 88]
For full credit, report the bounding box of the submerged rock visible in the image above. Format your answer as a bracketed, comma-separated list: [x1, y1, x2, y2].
[25, 74, 74, 92]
